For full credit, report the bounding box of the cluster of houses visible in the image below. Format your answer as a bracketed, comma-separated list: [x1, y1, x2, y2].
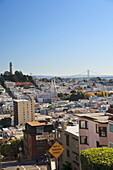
[0, 77, 113, 169]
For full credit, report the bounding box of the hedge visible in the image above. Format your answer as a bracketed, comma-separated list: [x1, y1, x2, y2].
[80, 147, 113, 170]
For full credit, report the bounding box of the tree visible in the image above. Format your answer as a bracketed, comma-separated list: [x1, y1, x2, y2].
[58, 93, 63, 98]
[1, 139, 23, 158]
[97, 77, 101, 81]
[0, 117, 11, 128]
[63, 90, 85, 101]
[80, 147, 113, 170]
[96, 91, 109, 97]
[70, 90, 76, 93]
[105, 90, 109, 97]
[85, 92, 96, 99]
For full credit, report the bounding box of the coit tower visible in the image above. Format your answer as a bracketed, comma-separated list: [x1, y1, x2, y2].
[9, 62, 13, 74]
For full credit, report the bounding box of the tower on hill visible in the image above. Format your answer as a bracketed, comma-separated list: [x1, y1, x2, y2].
[9, 62, 13, 74]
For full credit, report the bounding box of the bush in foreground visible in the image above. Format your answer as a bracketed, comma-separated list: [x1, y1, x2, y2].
[80, 147, 113, 170]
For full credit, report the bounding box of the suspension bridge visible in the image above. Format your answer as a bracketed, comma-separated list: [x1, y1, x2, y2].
[68, 70, 113, 79]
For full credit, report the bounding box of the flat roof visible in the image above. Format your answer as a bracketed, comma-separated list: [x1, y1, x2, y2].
[58, 124, 79, 137]
[27, 122, 52, 126]
[65, 125, 79, 137]
[75, 112, 108, 123]
[13, 99, 28, 102]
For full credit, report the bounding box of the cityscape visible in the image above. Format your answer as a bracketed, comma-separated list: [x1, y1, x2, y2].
[0, 62, 113, 169]
[0, 0, 113, 170]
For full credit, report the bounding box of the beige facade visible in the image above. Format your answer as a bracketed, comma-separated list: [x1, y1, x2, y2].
[14, 97, 35, 126]
[57, 124, 80, 170]
[106, 110, 113, 148]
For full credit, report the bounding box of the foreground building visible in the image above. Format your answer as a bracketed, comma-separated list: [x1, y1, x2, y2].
[76, 112, 108, 151]
[14, 97, 35, 126]
[106, 108, 113, 147]
[24, 121, 54, 161]
[57, 122, 80, 170]
[57, 112, 109, 170]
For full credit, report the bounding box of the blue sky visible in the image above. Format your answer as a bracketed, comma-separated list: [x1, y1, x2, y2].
[0, 0, 113, 76]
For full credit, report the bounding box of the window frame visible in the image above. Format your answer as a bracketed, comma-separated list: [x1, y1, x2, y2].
[110, 142, 113, 148]
[99, 127, 107, 137]
[67, 149, 70, 157]
[80, 136, 89, 145]
[66, 135, 69, 146]
[109, 123, 113, 133]
[36, 127, 44, 135]
[79, 120, 88, 129]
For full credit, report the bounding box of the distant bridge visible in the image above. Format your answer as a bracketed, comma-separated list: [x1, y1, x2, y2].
[73, 70, 113, 79]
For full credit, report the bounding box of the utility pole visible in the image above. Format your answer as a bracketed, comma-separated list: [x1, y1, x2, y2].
[49, 120, 64, 170]
[55, 120, 58, 170]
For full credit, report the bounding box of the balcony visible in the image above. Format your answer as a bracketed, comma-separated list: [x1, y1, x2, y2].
[36, 132, 55, 141]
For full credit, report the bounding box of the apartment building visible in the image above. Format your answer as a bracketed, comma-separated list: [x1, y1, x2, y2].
[76, 112, 109, 151]
[57, 122, 80, 170]
[106, 108, 113, 148]
[24, 121, 54, 161]
[57, 113, 109, 169]
[14, 97, 35, 126]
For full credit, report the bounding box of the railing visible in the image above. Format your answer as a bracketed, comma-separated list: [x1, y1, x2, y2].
[36, 133, 54, 141]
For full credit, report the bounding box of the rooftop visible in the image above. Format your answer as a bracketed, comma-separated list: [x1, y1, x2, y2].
[13, 99, 28, 102]
[58, 123, 79, 137]
[27, 121, 52, 126]
[65, 125, 79, 137]
[75, 112, 108, 123]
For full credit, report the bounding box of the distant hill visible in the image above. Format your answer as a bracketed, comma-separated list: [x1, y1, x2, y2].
[34, 75, 53, 79]
[35, 75, 113, 79]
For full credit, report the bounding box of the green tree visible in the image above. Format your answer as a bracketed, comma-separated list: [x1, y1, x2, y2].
[80, 147, 113, 170]
[97, 77, 101, 81]
[0, 117, 11, 128]
[58, 93, 63, 98]
[70, 90, 76, 93]
[1, 139, 23, 158]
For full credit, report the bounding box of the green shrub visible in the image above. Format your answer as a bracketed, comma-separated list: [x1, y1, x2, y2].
[80, 147, 113, 170]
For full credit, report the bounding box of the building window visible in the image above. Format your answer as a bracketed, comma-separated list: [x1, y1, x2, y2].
[66, 135, 69, 146]
[36, 127, 44, 134]
[80, 136, 89, 145]
[36, 140, 46, 146]
[75, 155, 79, 162]
[110, 143, 113, 148]
[100, 145, 107, 147]
[96, 124, 99, 133]
[37, 146, 44, 152]
[96, 141, 99, 147]
[58, 131, 61, 138]
[79, 120, 88, 129]
[109, 123, 113, 133]
[99, 127, 107, 137]
[73, 139, 78, 148]
[67, 149, 70, 157]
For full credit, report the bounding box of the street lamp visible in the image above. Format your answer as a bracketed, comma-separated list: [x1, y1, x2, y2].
[19, 146, 22, 152]
[0, 153, 4, 170]
[7, 142, 11, 160]
[19, 147, 22, 162]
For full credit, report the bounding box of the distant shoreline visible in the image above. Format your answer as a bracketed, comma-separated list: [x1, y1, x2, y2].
[34, 75, 113, 79]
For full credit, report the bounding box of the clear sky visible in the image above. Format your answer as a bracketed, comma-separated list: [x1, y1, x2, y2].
[0, 0, 113, 76]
